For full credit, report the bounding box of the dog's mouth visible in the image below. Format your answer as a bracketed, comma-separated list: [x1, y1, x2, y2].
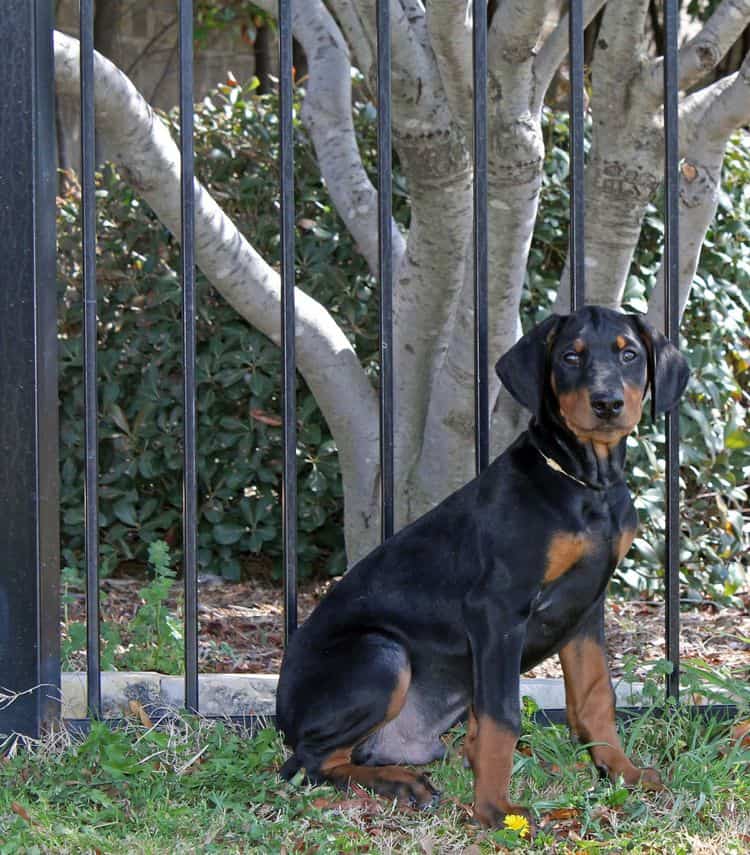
[585, 420, 633, 433]
[564, 419, 638, 444]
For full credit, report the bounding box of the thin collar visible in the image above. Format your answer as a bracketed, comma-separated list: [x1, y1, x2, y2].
[535, 445, 605, 491]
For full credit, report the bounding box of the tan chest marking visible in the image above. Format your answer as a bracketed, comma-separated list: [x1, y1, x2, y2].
[544, 532, 593, 582]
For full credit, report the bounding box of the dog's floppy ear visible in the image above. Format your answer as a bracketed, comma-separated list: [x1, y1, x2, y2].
[629, 315, 690, 419]
[495, 314, 563, 418]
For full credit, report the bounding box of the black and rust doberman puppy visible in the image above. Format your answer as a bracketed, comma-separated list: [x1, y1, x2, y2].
[276, 306, 689, 827]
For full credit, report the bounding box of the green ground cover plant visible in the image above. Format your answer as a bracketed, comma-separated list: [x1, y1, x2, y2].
[1, 663, 748, 853]
[62, 541, 184, 673]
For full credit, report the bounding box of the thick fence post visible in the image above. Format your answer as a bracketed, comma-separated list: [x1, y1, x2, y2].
[0, 0, 59, 738]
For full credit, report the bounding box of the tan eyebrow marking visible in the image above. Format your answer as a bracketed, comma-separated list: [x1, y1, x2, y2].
[573, 338, 586, 353]
[615, 335, 627, 350]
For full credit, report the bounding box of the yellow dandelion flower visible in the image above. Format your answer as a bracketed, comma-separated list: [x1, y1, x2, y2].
[503, 813, 530, 837]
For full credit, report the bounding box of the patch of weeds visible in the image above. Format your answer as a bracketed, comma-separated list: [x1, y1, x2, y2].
[122, 541, 184, 672]
[61, 566, 122, 670]
[62, 540, 184, 674]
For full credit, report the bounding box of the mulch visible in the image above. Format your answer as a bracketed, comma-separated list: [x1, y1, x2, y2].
[63, 565, 750, 681]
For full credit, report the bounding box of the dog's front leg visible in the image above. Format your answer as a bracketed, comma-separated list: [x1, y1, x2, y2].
[464, 591, 531, 829]
[559, 597, 663, 790]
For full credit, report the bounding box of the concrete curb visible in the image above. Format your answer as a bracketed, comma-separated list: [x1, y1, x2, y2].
[61, 672, 646, 719]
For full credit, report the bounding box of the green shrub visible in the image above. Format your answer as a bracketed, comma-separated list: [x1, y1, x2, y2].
[58, 85, 749, 595]
[58, 82, 391, 580]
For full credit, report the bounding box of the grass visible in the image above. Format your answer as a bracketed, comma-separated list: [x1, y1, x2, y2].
[1, 666, 749, 854]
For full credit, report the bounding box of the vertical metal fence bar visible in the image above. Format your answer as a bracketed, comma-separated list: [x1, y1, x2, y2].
[568, 0, 585, 311]
[279, 0, 298, 642]
[80, 0, 101, 720]
[473, 0, 489, 475]
[0, 0, 59, 739]
[377, 0, 394, 541]
[179, 0, 199, 713]
[663, 0, 681, 703]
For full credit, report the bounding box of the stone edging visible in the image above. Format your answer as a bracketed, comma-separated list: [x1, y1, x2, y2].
[61, 672, 645, 720]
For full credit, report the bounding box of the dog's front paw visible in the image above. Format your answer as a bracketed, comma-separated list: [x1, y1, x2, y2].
[472, 801, 534, 835]
[596, 760, 665, 791]
[636, 766, 665, 791]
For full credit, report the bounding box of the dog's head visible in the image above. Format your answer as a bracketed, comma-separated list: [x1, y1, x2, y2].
[496, 307, 689, 444]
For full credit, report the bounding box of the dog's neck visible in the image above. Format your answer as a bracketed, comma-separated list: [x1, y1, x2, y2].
[528, 412, 628, 491]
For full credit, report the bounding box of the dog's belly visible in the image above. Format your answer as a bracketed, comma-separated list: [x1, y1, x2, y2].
[354, 654, 471, 766]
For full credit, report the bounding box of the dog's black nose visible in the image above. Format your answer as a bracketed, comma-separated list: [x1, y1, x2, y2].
[590, 395, 624, 421]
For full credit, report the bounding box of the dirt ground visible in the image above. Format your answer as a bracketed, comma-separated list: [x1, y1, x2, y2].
[65, 565, 750, 682]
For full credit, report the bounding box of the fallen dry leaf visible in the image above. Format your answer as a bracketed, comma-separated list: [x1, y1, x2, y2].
[128, 699, 153, 728]
[250, 408, 283, 427]
[11, 802, 31, 824]
[546, 807, 580, 821]
[349, 781, 375, 800]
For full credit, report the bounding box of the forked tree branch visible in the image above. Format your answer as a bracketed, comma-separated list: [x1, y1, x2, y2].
[534, 0, 608, 102]
[253, 0, 405, 276]
[489, 0, 554, 71]
[701, 50, 750, 137]
[679, 73, 737, 144]
[325, 0, 434, 125]
[649, 53, 750, 328]
[645, 0, 750, 98]
[324, 0, 374, 74]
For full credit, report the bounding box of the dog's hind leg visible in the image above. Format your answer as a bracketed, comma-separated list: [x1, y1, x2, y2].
[277, 632, 438, 807]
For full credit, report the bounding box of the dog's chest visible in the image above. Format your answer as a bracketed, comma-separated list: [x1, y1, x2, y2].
[542, 490, 635, 584]
[522, 489, 636, 667]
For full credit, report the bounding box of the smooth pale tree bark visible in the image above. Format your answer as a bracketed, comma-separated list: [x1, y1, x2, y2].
[649, 57, 750, 328]
[53, 0, 750, 563]
[251, 0, 405, 279]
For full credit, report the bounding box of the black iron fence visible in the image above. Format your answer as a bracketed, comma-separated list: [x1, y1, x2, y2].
[0, 0, 704, 738]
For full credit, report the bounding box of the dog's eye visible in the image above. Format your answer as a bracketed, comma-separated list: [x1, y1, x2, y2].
[621, 349, 638, 363]
[563, 352, 581, 366]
